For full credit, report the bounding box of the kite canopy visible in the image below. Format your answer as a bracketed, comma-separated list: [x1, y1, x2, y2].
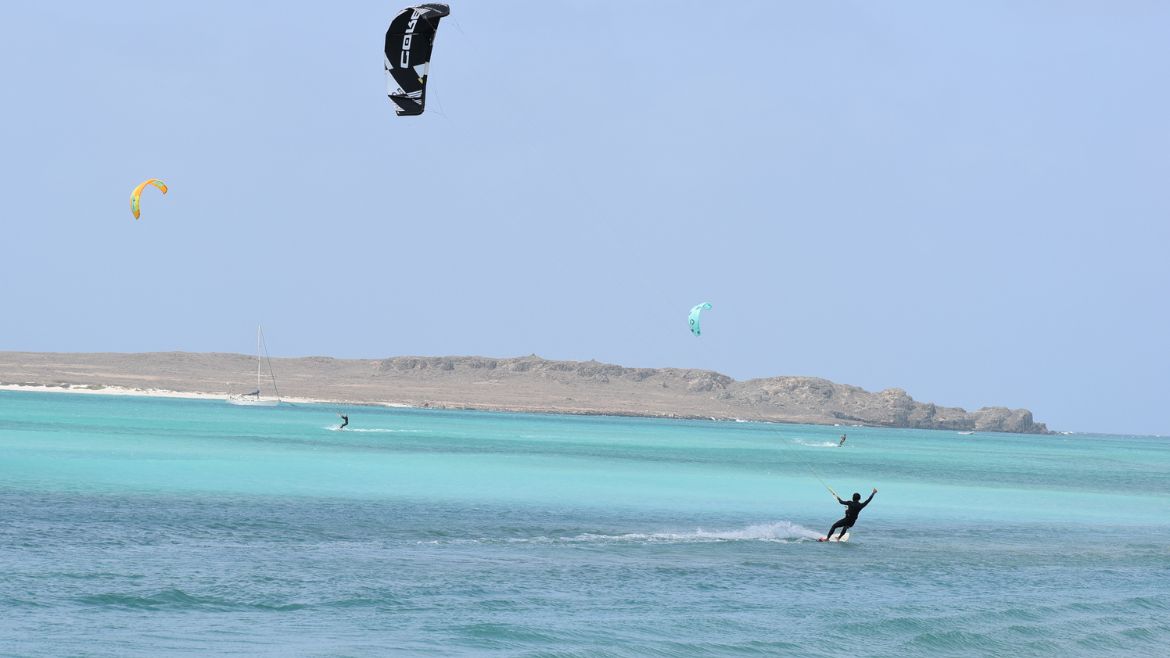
[689, 303, 712, 337]
[130, 178, 168, 220]
[385, 3, 450, 116]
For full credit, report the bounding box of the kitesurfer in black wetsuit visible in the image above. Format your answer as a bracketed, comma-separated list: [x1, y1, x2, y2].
[338, 414, 349, 430]
[822, 488, 877, 541]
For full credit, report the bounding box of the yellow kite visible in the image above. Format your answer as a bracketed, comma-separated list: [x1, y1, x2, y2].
[130, 178, 168, 219]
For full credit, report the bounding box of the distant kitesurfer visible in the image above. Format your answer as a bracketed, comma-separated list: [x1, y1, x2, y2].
[839, 434, 847, 446]
[338, 414, 349, 430]
[820, 488, 877, 542]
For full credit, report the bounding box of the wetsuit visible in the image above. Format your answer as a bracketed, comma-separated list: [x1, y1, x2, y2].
[339, 415, 349, 430]
[826, 491, 875, 539]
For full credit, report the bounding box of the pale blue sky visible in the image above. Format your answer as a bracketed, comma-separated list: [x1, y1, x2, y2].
[1, 2, 1166, 434]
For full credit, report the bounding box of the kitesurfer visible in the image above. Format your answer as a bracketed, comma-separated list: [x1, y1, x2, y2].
[820, 488, 877, 541]
[338, 414, 349, 430]
[839, 434, 847, 446]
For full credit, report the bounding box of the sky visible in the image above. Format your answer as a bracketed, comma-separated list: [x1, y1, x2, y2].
[0, 1, 1167, 435]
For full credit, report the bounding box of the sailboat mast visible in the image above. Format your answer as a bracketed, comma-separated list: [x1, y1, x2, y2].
[256, 324, 263, 393]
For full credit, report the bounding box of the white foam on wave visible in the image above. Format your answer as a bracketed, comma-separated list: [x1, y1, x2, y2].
[421, 522, 824, 547]
[793, 440, 838, 448]
[562, 521, 822, 544]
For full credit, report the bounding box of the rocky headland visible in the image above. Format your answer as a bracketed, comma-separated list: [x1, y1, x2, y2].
[0, 352, 1048, 433]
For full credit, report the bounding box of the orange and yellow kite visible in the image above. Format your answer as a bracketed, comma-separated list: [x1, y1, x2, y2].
[130, 178, 168, 219]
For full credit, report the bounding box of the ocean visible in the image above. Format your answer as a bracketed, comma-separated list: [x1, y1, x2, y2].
[1, 390, 1167, 656]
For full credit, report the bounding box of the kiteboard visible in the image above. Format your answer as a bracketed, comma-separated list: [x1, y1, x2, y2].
[817, 533, 850, 543]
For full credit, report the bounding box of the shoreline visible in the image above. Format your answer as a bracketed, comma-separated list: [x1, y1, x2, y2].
[0, 383, 791, 424]
[0, 383, 1052, 434]
[12, 383, 1132, 436]
[0, 383, 385, 409]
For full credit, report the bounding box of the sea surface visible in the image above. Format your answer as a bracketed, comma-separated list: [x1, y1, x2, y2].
[1, 390, 1167, 657]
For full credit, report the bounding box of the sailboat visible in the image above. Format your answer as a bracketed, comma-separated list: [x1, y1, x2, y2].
[227, 325, 281, 406]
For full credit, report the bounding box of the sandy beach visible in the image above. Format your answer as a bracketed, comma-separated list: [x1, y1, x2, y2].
[0, 383, 411, 408]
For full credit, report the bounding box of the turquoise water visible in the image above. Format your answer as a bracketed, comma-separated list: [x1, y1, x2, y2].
[1, 391, 1168, 656]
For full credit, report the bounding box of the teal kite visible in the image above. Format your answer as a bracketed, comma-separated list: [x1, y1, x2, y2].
[688, 302, 712, 336]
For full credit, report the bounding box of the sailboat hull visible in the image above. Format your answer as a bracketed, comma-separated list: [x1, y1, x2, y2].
[227, 396, 279, 407]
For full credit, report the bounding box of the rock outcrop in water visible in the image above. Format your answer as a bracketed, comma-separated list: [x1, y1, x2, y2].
[0, 352, 1048, 433]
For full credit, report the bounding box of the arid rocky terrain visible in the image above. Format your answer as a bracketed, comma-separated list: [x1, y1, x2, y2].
[0, 352, 1047, 433]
